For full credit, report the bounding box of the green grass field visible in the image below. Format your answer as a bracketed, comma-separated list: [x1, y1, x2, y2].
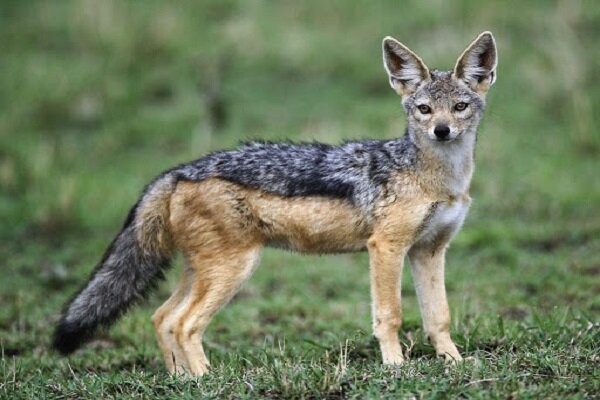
[1, 1, 599, 398]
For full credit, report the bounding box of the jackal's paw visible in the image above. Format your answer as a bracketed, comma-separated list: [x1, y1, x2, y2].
[443, 352, 463, 364]
[431, 338, 462, 364]
[437, 348, 462, 364]
[381, 349, 405, 366]
[169, 363, 210, 377]
[173, 367, 210, 378]
[187, 361, 210, 377]
[189, 367, 210, 377]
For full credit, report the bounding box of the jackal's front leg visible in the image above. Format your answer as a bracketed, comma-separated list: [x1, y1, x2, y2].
[408, 246, 462, 362]
[367, 235, 407, 365]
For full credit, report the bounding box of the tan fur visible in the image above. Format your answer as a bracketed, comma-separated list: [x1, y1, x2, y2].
[408, 245, 460, 361]
[145, 165, 470, 375]
[136, 180, 175, 257]
[151, 179, 377, 375]
[367, 199, 431, 364]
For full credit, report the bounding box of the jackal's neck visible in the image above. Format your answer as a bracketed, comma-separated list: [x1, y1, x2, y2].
[408, 129, 476, 197]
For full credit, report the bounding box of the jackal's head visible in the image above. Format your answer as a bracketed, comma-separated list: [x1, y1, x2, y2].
[382, 32, 497, 144]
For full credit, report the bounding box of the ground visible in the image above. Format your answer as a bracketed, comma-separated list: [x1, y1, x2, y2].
[1, 1, 599, 398]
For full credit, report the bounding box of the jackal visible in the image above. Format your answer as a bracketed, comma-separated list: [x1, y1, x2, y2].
[54, 32, 498, 375]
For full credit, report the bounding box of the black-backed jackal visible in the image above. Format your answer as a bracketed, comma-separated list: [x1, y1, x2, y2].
[54, 32, 498, 375]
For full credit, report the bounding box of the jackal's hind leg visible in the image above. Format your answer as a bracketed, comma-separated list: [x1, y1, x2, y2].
[171, 247, 262, 376]
[151, 268, 195, 374]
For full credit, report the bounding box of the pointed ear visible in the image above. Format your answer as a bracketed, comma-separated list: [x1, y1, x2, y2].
[382, 36, 430, 96]
[454, 31, 498, 94]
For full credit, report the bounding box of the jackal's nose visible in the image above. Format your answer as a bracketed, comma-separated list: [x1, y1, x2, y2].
[434, 125, 450, 139]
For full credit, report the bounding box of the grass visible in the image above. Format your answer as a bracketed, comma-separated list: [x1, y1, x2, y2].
[1, 0, 599, 398]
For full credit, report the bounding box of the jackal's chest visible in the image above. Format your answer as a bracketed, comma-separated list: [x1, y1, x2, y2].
[415, 197, 471, 246]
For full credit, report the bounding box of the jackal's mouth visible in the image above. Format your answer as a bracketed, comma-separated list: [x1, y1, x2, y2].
[433, 135, 458, 143]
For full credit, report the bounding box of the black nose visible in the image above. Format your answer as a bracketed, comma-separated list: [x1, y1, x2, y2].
[434, 125, 450, 139]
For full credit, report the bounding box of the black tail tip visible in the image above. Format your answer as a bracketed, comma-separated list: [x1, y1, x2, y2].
[52, 320, 92, 355]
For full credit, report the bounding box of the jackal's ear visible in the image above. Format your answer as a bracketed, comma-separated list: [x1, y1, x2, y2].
[454, 31, 498, 94]
[382, 36, 430, 96]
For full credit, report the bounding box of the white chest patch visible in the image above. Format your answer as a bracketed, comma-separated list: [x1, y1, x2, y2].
[416, 198, 471, 245]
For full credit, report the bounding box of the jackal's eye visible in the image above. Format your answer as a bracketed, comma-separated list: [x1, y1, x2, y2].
[454, 102, 469, 111]
[417, 104, 431, 114]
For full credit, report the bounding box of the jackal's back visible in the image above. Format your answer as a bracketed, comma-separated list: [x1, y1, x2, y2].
[170, 137, 419, 212]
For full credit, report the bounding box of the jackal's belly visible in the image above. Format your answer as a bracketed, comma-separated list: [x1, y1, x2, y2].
[247, 188, 372, 253]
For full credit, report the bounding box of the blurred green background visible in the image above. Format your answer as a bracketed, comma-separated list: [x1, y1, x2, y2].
[1, 1, 598, 398]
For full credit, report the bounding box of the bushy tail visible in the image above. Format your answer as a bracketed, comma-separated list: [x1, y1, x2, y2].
[53, 174, 177, 354]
